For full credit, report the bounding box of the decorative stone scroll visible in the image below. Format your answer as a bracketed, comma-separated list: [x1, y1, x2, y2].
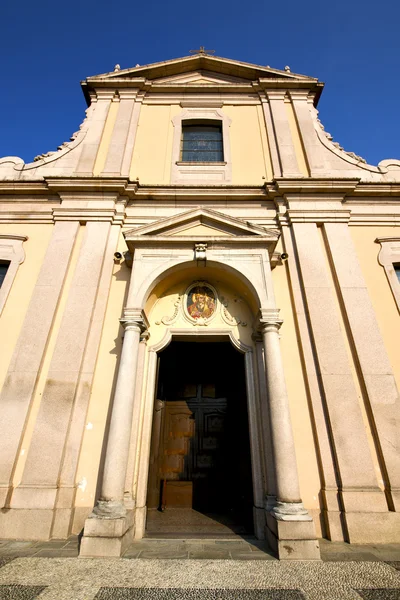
[311, 105, 367, 164]
[220, 296, 247, 327]
[155, 295, 182, 326]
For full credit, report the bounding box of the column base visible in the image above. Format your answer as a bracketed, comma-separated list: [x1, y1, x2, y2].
[80, 510, 134, 558]
[266, 512, 321, 560]
[270, 500, 311, 521]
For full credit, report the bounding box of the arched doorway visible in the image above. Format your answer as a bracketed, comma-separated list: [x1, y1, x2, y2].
[146, 339, 254, 536]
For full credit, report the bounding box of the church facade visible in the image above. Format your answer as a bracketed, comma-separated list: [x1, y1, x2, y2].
[0, 53, 399, 560]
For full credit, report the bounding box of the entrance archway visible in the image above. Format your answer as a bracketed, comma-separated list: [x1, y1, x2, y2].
[146, 340, 254, 536]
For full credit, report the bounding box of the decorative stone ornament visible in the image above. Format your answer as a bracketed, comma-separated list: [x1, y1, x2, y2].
[183, 281, 218, 325]
[194, 242, 207, 261]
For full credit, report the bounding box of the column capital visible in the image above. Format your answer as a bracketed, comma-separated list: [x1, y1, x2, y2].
[265, 90, 287, 102]
[120, 307, 149, 332]
[259, 308, 283, 332]
[288, 90, 309, 102]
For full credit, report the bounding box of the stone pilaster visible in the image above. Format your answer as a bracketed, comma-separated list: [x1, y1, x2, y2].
[76, 91, 114, 175]
[324, 222, 400, 512]
[0, 221, 79, 527]
[51, 224, 121, 539]
[260, 96, 282, 178]
[102, 92, 137, 176]
[290, 221, 389, 542]
[16, 222, 112, 522]
[290, 91, 325, 176]
[265, 91, 302, 178]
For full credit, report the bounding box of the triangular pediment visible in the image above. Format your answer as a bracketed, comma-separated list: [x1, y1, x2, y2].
[124, 208, 279, 240]
[152, 70, 250, 86]
[87, 54, 317, 84]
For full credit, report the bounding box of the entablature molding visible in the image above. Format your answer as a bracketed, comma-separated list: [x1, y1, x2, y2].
[52, 207, 117, 223]
[270, 178, 360, 196]
[83, 79, 322, 103]
[285, 209, 351, 224]
[0, 178, 398, 226]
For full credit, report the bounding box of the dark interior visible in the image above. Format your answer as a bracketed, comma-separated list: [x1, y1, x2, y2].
[155, 340, 254, 532]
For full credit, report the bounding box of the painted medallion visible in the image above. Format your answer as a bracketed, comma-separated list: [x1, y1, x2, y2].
[186, 285, 216, 320]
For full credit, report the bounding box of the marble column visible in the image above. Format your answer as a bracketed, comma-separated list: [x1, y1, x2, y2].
[95, 318, 143, 517]
[80, 312, 146, 557]
[261, 312, 307, 518]
[261, 310, 320, 559]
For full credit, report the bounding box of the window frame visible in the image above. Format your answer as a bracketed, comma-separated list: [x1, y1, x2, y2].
[376, 237, 400, 313]
[180, 121, 224, 164]
[0, 235, 28, 316]
[171, 107, 232, 184]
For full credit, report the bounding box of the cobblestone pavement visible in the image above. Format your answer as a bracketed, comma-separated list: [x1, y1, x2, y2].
[0, 538, 399, 600]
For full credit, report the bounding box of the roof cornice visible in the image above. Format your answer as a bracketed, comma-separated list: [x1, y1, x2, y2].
[81, 54, 324, 106]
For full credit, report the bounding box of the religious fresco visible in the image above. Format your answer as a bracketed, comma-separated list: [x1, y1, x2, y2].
[186, 285, 216, 320]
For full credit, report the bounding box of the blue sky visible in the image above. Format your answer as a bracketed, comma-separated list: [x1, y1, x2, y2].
[2, 0, 399, 167]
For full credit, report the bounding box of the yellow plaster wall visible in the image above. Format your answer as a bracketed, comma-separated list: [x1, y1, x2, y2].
[129, 104, 272, 185]
[350, 226, 400, 389]
[285, 100, 309, 177]
[271, 241, 321, 512]
[130, 104, 179, 184]
[93, 101, 119, 176]
[223, 105, 272, 184]
[74, 231, 130, 509]
[0, 224, 53, 391]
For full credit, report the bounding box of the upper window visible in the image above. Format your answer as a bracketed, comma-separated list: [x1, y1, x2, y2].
[0, 235, 27, 316]
[377, 238, 400, 314]
[171, 107, 232, 184]
[181, 123, 223, 163]
[0, 261, 10, 288]
[395, 264, 400, 285]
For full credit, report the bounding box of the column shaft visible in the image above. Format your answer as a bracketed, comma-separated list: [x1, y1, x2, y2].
[262, 321, 303, 506]
[96, 321, 142, 516]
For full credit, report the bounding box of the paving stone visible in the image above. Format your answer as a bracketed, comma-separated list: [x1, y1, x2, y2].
[385, 562, 400, 572]
[34, 549, 79, 558]
[122, 550, 142, 559]
[0, 584, 47, 599]
[0, 552, 399, 600]
[0, 558, 15, 570]
[3, 543, 36, 550]
[0, 550, 41, 558]
[138, 550, 189, 559]
[212, 540, 250, 547]
[32, 541, 68, 549]
[188, 550, 231, 559]
[229, 552, 277, 560]
[356, 591, 400, 599]
[94, 590, 306, 600]
[322, 553, 381, 562]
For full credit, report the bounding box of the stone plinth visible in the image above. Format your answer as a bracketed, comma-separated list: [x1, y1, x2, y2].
[79, 511, 134, 558]
[266, 512, 320, 560]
